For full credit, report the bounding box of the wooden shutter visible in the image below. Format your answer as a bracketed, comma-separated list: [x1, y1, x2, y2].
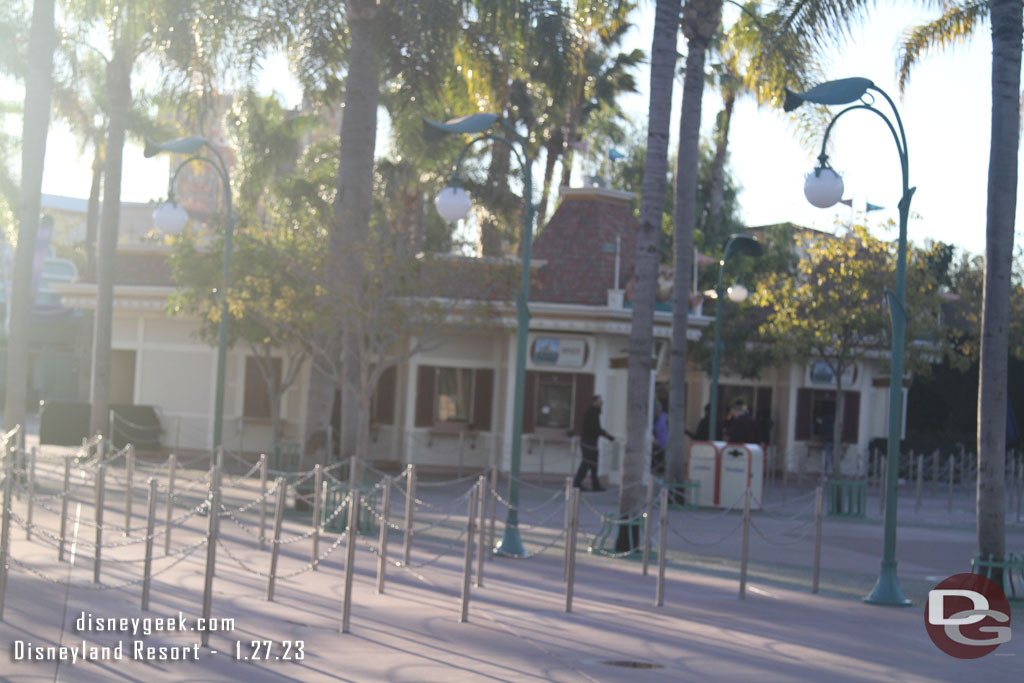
[414, 365, 435, 427]
[244, 356, 281, 419]
[795, 388, 812, 441]
[573, 373, 595, 435]
[756, 386, 772, 418]
[374, 366, 397, 425]
[842, 390, 860, 443]
[472, 369, 494, 431]
[522, 371, 537, 434]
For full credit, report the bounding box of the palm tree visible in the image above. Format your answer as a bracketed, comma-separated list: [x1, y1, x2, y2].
[662, 0, 722, 498]
[248, 0, 462, 469]
[977, 0, 1021, 581]
[621, 0, 680, 520]
[4, 0, 55, 432]
[535, 8, 643, 227]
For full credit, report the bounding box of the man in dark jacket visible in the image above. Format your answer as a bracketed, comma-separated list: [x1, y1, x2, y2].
[573, 395, 614, 491]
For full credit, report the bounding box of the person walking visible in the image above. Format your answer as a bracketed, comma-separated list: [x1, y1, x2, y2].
[573, 394, 614, 491]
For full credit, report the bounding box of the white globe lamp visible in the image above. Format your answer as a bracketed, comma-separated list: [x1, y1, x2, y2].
[726, 283, 748, 303]
[804, 166, 844, 208]
[152, 200, 189, 234]
[435, 186, 472, 222]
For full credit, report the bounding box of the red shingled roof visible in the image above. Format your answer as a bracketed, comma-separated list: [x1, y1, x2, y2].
[531, 188, 639, 306]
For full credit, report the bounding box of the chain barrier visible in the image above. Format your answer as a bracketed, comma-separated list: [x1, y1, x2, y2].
[749, 518, 816, 546]
[757, 495, 817, 522]
[676, 490, 747, 521]
[359, 497, 404, 532]
[405, 527, 468, 569]
[9, 538, 206, 591]
[111, 412, 163, 434]
[489, 487, 564, 514]
[223, 460, 263, 486]
[28, 493, 209, 536]
[408, 491, 476, 535]
[416, 472, 484, 488]
[215, 530, 349, 580]
[668, 516, 745, 547]
[518, 502, 569, 532]
[519, 527, 567, 558]
[226, 480, 281, 514]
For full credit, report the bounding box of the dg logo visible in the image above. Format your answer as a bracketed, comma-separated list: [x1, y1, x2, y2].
[925, 573, 1012, 658]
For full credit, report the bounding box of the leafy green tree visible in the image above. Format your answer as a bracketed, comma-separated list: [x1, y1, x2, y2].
[167, 93, 332, 448]
[755, 225, 945, 475]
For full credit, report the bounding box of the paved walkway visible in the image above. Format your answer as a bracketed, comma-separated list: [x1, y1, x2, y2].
[0, 442, 1021, 681]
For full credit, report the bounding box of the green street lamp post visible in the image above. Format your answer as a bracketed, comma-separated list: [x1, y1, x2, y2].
[145, 136, 234, 455]
[708, 234, 763, 442]
[785, 77, 914, 606]
[423, 113, 533, 557]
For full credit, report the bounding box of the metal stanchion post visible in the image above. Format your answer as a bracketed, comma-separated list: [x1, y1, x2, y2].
[142, 478, 157, 610]
[739, 487, 751, 599]
[266, 478, 286, 601]
[932, 450, 939, 495]
[403, 465, 416, 565]
[0, 453, 13, 619]
[311, 464, 322, 570]
[342, 491, 360, 633]
[458, 431, 464, 480]
[377, 476, 391, 594]
[475, 476, 486, 587]
[948, 455, 954, 514]
[812, 484, 823, 594]
[200, 465, 220, 648]
[94, 464, 106, 584]
[563, 476, 572, 582]
[25, 447, 36, 540]
[164, 454, 177, 556]
[914, 454, 923, 513]
[1017, 454, 1023, 523]
[124, 443, 135, 535]
[656, 488, 669, 607]
[459, 485, 478, 623]
[259, 453, 268, 550]
[565, 487, 580, 613]
[58, 458, 71, 561]
[488, 466, 498, 556]
[642, 476, 654, 576]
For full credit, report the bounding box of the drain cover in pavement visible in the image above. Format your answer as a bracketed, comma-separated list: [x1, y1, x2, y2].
[600, 661, 664, 669]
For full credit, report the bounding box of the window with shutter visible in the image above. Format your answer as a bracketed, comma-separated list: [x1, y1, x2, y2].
[372, 366, 397, 425]
[414, 365, 435, 428]
[472, 369, 494, 431]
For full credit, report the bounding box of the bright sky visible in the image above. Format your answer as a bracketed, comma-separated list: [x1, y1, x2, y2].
[37, 4, 1011, 258]
[614, 3, 1003, 259]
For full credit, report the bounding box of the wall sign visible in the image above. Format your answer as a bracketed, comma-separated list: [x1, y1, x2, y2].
[807, 360, 857, 386]
[531, 336, 588, 368]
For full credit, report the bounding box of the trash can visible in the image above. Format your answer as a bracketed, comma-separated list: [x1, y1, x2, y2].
[686, 441, 721, 508]
[718, 443, 764, 510]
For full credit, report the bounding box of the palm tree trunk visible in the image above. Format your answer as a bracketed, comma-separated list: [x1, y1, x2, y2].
[536, 132, 562, 229]
[4, 0, 55, 431]
[86, 145, 103, 280]
[667, 0, 721, 491]
[977, 0, 1022, 579]
[707, 91, 734, 245]
[339, 0, 379, 464]
[621, 0, 680, 518]
[90, 47, 132, 437]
